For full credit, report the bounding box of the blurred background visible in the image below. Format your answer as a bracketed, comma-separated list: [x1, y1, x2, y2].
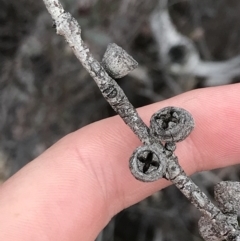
[1, 0, 240, 240]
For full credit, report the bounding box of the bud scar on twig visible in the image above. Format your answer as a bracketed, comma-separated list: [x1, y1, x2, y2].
[42, 0, 240, 240]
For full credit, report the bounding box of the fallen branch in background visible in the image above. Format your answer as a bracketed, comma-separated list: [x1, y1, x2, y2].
[150, 0, 240, 86]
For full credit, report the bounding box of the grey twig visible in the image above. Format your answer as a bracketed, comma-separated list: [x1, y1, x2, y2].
[42, 1, 240, 240]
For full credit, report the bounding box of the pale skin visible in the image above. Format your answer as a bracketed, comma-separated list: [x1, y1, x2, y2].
[0, 84, 240, 241]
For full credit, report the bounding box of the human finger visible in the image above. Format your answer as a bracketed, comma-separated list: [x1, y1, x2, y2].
[0, 84, 239, 241]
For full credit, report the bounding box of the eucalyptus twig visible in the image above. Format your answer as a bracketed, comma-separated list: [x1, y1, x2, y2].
[42, 1, 240, 240]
